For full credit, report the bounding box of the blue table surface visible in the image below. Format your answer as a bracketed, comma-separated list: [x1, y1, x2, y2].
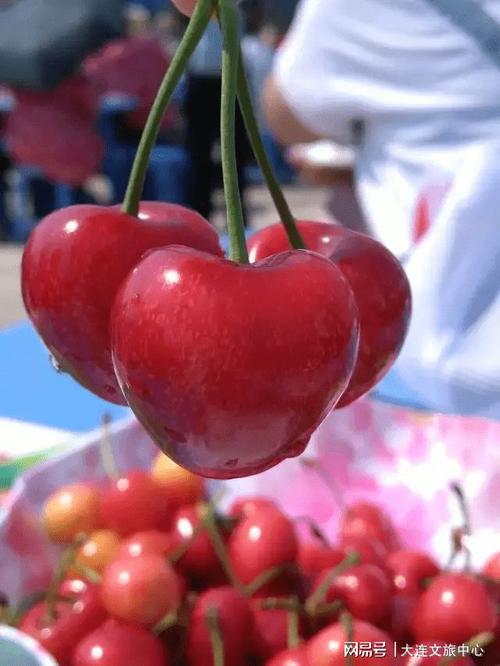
[0, 322, 130, 431]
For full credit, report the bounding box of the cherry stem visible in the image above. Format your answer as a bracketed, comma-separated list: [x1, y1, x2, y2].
[72, 561, 102, 585]
[205, 607, 225, 666]
[152, 610, 178, 636]
[438, 631, 494, 665]
[45, 532, 87, 623]
[200, 503, 245, 594]
[100, 413, 119, 481]
[259, 597, 302, 612]
[122, 0, 215, 217]
[235, 52, 304, 250]
[340, 611, 354, 666]
[448, 482, 472, 571]
[286, 596, 301, 649]
[299, 458, 346, 511]
[294, 516, 331, 547]
[305, 551, 359, 615]
[245, 563, 296, 597]
[218, 0, 248, 263]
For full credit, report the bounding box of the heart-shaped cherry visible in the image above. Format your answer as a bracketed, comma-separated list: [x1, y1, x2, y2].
[111, 246, 359, 478]
[73, 618, 169, 666]
[411, 573, 497, 644]
[248, 221, 411, 406]
[22, 203, 223, 404]
[19, 578, 107, 666]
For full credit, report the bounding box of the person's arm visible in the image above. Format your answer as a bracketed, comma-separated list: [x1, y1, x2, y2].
[262, 75, 320, 145]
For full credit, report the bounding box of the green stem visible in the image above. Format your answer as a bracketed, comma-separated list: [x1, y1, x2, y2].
[340, 611, 354, 666]
[245, 563, 295, 597]
[205, 607, 225, 666]
[218, 0, 248, 263]
[200, 504, 245, 594]
[286, 597, 301, 649]
[236, 54, 304, 250]
[305, 551, 359, 615]
[45, 533, 87, 623]
[122, 0, 215, 216]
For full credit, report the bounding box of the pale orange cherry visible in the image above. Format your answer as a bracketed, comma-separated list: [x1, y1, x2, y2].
[43, 483, 101, 543]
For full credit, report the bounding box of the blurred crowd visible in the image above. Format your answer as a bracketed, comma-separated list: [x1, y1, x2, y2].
[0, 0, 295, 241]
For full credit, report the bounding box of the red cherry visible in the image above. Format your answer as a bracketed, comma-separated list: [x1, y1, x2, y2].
[100, 471, 165, 537]
[228, 506, 298, 590]
[19, 579, 106, 666]
[340, 502, 400, 551]
[117, 530, 177, 559]
[228, 496, 277, 519]
[252, 607, 306, 660]
[73, 618, 168, 666]
[111, 246, 358, 478]
[401, 641, 475, 665]
[170, 504, 225, 585]
[313, 563, 392, 625]
[248, 221, 411, 406]
[483, 552, 500, 582]
[100, 554, 180, 625]
[267, 646, 309, 666]
[307, 619, 396, 665]
[385, 550, 440, 595]
[412, 573, 497, 644]
[298, 539, 345, 577]
[341, 534, 388, 568]
[22, 203, 223, 403]
[186, 586, 253, 666]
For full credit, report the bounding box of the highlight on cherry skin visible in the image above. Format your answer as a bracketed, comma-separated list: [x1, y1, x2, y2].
[110, 245, 360, 478]
[21, 202, 223, 405]
[248, 220, 411, 408]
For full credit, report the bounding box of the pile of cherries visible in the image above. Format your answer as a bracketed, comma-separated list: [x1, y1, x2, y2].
[6, 455, 498, 666]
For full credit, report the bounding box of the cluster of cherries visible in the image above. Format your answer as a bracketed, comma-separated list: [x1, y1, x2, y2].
[22, 204, 411, 481]
[5, 455, 498, 666]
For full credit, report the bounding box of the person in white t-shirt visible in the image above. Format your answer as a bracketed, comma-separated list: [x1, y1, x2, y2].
[263, 0, 500, 417]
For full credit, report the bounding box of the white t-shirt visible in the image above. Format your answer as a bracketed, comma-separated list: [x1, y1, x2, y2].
[274, 0, 500, 256]
[274, 0, 500, 417]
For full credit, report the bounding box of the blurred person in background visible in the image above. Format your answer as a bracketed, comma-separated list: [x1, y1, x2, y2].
[263, 0, 500, 418]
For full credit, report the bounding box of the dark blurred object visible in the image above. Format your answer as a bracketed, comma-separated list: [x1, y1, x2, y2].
[84, 37, 175, 132]
[5, 75, 104, 186]
[0, 0, 126, 90]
